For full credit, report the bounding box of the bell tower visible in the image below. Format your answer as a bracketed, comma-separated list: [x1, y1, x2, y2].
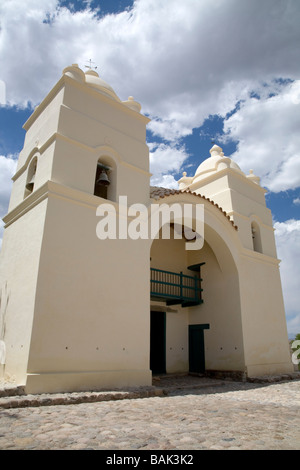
[0, 65, 152, 392]
[179, 144, 277, 257]
[179, 145, 293, 378]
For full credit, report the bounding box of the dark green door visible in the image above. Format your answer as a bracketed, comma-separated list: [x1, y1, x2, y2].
[150, 311, 166, 374]
[189, 324, 210, 373]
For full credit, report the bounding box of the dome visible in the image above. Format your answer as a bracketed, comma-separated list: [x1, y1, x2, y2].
[84, 69, 121, 102]
[193, 144, 243, 183]
[62, 65, 142, 112]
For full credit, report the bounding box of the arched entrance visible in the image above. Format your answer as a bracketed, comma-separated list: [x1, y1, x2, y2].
[149, 195, 244, 377]
[150, 224, 208, 375]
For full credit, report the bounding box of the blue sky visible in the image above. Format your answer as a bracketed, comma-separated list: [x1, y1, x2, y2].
[0, 0, 300, 337]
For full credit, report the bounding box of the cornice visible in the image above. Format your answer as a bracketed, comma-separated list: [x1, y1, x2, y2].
[12, 132, 151, 181]
[188, 167, 267, 194]
[239, 247, 280, 266]
[3, 180, 109, 228]
[3, 182, 50, 228]
[23, 74, 150, 132]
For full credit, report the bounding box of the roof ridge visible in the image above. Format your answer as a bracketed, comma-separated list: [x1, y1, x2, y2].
[149, 187, 238, 231]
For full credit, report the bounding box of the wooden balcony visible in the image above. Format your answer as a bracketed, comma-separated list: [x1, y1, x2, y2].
[150, 264, 204, 307]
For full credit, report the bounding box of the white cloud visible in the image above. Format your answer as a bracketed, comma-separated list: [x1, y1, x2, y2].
[0, 155, 17, 249]
[149, 142, 188, 188]
[148, 117, 194, 143]
[1, 0, 300, 122]
[0, 0, 297, 190]
[274, 219, 300, 336]
[223, 80, 300, 192]
[293, 198, 300, 206]
[0, 0, 298, 180]
[0, 155, 17, 214]
[150, 174, 179, 190]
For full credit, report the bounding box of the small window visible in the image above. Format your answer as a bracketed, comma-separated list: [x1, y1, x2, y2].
[94, 161, 112, 200]
[24, 158, 37, 198]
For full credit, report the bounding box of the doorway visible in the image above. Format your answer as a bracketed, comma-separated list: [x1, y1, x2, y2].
[189, 324, 210, 373]
[150, 311, 166, 374]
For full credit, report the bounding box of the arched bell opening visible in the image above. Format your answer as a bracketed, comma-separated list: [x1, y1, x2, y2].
[251, 221, 262, 253]
[94, 157, 117, 202]
[24, 157, 38, 198]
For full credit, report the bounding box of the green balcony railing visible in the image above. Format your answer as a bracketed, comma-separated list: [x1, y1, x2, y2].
[150, 266, 203, 307]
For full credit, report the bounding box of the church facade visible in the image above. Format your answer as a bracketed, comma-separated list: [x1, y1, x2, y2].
[0, 64, 293, 393]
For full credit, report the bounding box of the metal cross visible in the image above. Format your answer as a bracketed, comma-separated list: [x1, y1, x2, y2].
[85, 59, 98, 71]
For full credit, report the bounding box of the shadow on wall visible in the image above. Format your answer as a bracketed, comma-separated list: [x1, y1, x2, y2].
[0, 283, 10, 371]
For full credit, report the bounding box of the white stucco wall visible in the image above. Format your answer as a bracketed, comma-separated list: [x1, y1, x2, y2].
[0, 199, 47, 383]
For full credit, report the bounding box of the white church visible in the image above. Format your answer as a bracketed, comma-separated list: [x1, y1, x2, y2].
[0, 64, 293, 394]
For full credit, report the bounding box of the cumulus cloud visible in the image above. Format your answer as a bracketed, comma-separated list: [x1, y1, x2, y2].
[0, 155, 17, 248]
[0, 155, 17, 213]
[150, 174, 179, 190]
[1, 0, 300, 118]
[222, 80, 300, 192]
[274, 219, 300, 336]
[0, 0, 298, 192]
[149, 142, 188, 188]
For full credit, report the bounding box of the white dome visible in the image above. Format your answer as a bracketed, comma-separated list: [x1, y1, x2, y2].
[62, 65, 142, 112]
[84, 70, 121, 102]
[193, 145, 243, 183]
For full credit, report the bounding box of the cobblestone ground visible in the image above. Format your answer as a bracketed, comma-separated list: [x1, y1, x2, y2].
[0, 379, 299, 450]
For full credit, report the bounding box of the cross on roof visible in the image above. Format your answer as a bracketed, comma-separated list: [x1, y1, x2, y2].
[85, 59, 98, 71]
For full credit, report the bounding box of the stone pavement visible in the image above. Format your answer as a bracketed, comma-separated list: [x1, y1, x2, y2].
[0, 374, 299, 450]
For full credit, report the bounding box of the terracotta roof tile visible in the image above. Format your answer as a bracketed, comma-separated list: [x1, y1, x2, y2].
[150, 186, 238, 230]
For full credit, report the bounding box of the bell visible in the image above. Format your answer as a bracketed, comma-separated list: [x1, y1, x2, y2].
[97, 170, 110, 186]
[26, 174, 35, 191]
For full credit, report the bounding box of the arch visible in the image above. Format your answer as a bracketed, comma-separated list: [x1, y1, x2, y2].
[24, 156, 38, 198]
[150, 187, 238, 231]
[251, 220, 262, 253]
[93, 154, 117, 202]
[149, 191, 241, 262]
[94, 145, 122, 165]
[149, 192, 245, 376]
[12, 147, 40, 182]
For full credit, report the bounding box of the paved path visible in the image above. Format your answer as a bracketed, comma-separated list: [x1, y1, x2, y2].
[0, 376, 299, 450]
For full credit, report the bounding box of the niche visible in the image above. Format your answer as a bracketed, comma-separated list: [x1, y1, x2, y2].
[24, 157, 37, 198]
[251, 221, 262, 253]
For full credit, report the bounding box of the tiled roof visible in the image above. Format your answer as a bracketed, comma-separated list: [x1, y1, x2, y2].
[150, 186, 238, 231]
